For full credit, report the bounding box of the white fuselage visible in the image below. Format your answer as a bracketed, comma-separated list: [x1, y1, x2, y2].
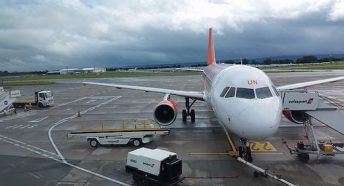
[202, 64, 282, 139]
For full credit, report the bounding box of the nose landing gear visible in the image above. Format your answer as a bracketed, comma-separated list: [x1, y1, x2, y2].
[238, 138, 253, 162]
[182, 97, 197, 123]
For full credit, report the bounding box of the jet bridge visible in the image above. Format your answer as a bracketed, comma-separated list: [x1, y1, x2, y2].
[281, 90, 344, 162]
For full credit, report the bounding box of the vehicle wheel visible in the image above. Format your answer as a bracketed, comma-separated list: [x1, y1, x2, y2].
[89, 139, 99, 148]
[182, 109, 187, 122]
[298, 153, 310, 162]
[132, 139, 142, 147]
[253, 171, 260, 177]
[38, 102, 44, 108]
[245, 146, 253, 162]
[190, 109, 195, 123]
[133, 175, 139, 183]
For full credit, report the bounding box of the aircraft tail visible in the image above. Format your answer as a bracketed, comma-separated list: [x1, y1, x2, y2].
[207, 28, 216, 65]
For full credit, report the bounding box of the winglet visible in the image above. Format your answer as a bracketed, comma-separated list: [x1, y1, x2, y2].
[207, 28, 216, 65]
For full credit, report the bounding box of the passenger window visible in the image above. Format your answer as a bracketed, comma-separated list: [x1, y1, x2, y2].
[220, 87, 230, 97]
[256, 87, 273, 99]
[236, 88, 255, 99]
[225, 87, 236, 98]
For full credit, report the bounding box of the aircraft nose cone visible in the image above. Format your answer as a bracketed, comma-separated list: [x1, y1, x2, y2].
[238, 102, 280, 139]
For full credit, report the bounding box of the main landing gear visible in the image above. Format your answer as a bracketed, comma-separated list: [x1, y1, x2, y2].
[238, 138, 253, 162]
[182, 97, 197, 123]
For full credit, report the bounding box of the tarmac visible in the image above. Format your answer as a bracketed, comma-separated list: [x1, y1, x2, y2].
[0, 70, 344, 186]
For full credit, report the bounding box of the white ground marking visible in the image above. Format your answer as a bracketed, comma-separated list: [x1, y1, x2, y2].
[29, 172, 41, 179]
[11, 125, 24, 129]
[5, 124, 38, 129]
[55, 97, 89, 108]
[0, 114, 129, 186]
[0, 135, 59, 161]
[88, 96, 117, 99]
[85, 99, 97, 104]
[48, 96, 121, 163]
[29, 116, 48, 123]
[19, 125, 30, 129]
[27, 125, 38, 129]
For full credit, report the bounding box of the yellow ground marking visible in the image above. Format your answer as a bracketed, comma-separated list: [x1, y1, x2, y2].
[249, 141, 277, 152]
[189, 152, 230, 156]
[221, 125, 238, 157]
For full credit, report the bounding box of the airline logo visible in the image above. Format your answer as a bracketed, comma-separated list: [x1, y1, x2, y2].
[143, 162, 155, 168]
[307, 98, 314, 104]
[130, 159, 137, 163]
[289, 98, 314, 104]
[248, 80, 258, 85]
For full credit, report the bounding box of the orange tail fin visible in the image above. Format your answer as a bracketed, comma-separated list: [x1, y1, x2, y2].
[207, 28, 216, 65]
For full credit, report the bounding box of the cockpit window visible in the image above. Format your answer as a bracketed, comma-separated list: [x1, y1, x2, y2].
[220, 87, 230, 97]
[225, 87, 236, 98]
[236, 88, 255, 99]
[256, 87, 273, 99]
[272, 86, 279, 96]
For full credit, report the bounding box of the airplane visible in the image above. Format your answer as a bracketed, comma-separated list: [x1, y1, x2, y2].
[84, 28, 344, 160]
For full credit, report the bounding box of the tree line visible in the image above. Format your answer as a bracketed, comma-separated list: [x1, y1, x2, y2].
[223, 55, 343, 65]
[0, 70, 48, 77]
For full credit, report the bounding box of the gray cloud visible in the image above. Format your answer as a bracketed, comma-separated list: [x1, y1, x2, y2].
[0, 0, 344, 71]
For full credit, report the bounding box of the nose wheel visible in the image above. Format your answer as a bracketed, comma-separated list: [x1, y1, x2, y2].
[238, 138, 253, 162]
[182, 97, 196, 123]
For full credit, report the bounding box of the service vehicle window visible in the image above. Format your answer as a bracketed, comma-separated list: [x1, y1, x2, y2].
[39, 93, 45, 99]
[46, 92, 52, 97]
[225, 87, 236, 98]
[220, 87, 230, 97]
[256, 87, 273, 99]
[236, 88, 255, 99]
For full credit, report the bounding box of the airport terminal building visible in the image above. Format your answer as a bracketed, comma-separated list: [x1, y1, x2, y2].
[48, 67, 106, 75]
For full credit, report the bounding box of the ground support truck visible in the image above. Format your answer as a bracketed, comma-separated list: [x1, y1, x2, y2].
[126, 148, 183, 186]
[13, 90, 54, 108]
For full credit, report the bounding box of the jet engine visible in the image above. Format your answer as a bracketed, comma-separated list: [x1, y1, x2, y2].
[282, 110, 309, 124]
[154, 99, 178, 126]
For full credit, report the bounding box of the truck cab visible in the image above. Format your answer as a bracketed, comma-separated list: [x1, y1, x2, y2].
[35, 90, 54, 107]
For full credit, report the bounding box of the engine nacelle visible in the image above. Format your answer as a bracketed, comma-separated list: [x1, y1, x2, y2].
[154, 99, 178, 126]
[282, 110, 309, 124]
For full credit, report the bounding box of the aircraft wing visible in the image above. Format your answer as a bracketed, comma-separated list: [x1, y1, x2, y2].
[176, 68, 204, 72]
[84, 82, 205, 100]
[276, 76, 344, 91]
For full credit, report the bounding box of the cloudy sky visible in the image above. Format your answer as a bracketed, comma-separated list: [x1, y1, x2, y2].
[1, 0, 344, 71]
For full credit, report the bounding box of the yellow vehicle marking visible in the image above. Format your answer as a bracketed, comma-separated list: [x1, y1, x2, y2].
[249, 141, 277, 152]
